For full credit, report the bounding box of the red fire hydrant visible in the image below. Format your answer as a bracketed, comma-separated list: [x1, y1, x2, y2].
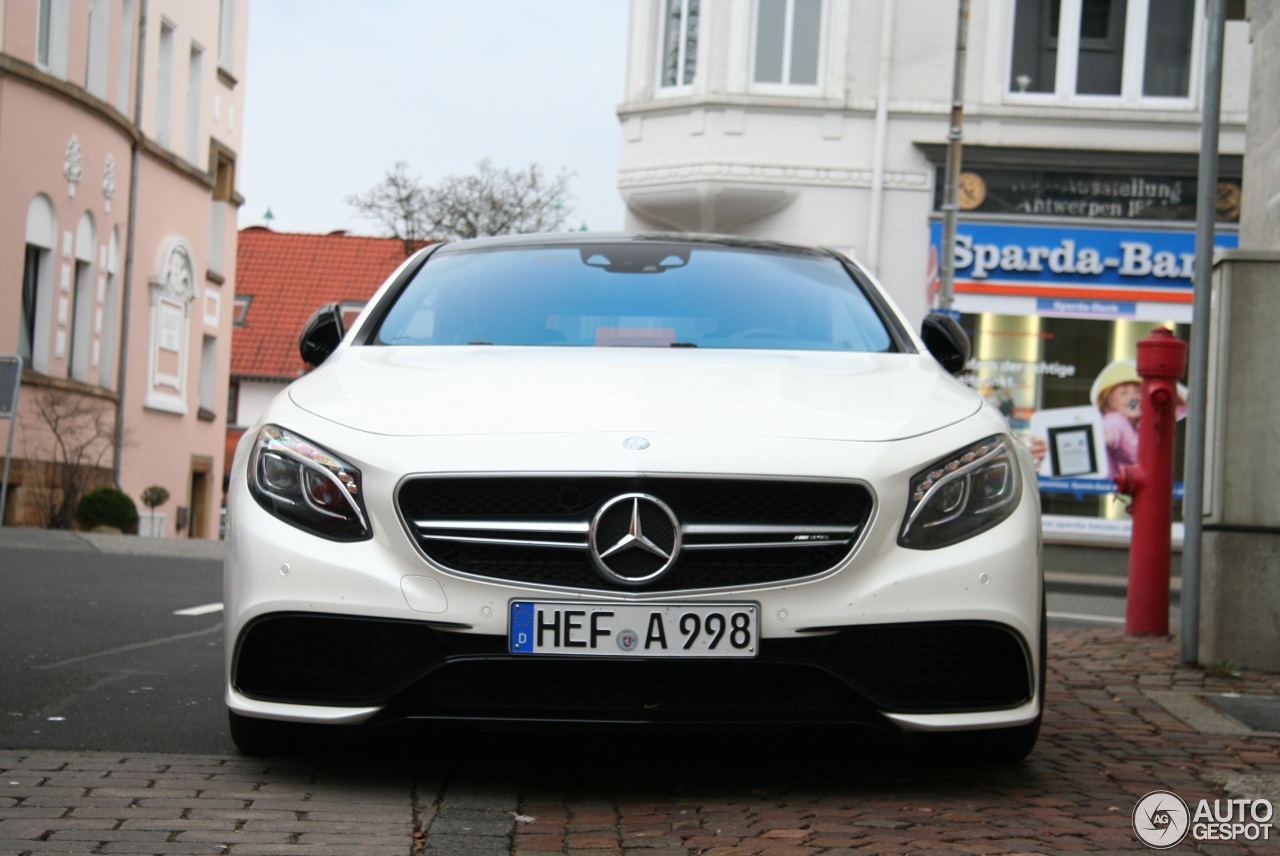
[1113, 327, 1188, 635]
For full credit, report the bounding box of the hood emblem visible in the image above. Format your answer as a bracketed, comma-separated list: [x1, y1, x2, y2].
[622, 436, 650, 450]
[589, 493, 681, 586]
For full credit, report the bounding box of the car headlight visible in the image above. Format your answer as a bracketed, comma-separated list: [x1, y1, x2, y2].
[247, 425, 370, 541]
[899, 435, 1022, 550]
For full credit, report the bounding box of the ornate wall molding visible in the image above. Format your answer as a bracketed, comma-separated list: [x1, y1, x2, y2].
[618, 162, 931, 192]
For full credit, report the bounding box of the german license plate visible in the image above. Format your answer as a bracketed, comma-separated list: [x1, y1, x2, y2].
[509, 601, 758, 658]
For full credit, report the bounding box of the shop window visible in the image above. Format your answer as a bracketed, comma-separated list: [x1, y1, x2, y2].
[753, 0, 823, 89]
[961, 310, 1190, 529]
[1009, 0, 1196, 102]
[660, 0, 698, 90]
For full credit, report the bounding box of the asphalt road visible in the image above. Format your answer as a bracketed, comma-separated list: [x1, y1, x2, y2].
[0, 543, 231, 754]
[0, 536, 1146, 756]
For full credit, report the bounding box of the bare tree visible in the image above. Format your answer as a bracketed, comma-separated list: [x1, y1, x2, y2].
[20, 387, 120, 530]
[348, 159, 574, 249]
[345, 162, 433, 255]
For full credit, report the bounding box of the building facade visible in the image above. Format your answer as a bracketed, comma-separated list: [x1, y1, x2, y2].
[617, 0, 1252, 541]
[0, 0, 247, 537]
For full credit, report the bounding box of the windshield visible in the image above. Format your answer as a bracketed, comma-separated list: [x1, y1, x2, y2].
[372, 242, 896, 352]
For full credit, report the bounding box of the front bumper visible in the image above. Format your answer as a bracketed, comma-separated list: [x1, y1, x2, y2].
[225, 422, 1044, 735]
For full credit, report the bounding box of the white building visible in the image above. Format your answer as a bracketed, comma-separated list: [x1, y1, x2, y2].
[617, 0, 1252, 538]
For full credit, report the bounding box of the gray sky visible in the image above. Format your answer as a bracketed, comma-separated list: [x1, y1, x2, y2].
[237, 1, 630, 236]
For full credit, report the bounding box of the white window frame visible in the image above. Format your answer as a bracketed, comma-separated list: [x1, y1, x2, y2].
[656, 0, 698, 94]
[1006, 0, 1202, 109]
[749, 0, 827, 96]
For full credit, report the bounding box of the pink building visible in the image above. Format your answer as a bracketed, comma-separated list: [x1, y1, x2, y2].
[0, 0, 247, 538]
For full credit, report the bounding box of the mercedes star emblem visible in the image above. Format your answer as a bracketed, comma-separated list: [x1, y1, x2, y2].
[589, 493, 681, 586]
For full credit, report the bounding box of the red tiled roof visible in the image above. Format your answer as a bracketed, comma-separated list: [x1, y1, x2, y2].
[232, 227, 419, 380]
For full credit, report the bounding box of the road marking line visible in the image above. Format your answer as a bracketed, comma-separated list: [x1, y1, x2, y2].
[174, 602, 224, 616]
[1048, 610, 1125, 625]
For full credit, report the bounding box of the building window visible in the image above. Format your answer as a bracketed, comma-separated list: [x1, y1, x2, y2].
[100, 228, 121, 391]
[227, 378, 239, 426]
[20, 247, 42, 362]
[23, 196, 57, 374]
[156, 19, 176, 147]
[86, 0, 110, 98]
[69, 213, 96, 383]
[753, 0, 823, 88]
[198, 334, 218, 415]
[232, 294, 251, 326]
[218, 0, 236, 73]
[117, 0, 134, 113]
[185, 43, 204, 164]
[36, 0, 70, 77]
[660, 0, 698, 89]
[1010, 0, 1197, 101]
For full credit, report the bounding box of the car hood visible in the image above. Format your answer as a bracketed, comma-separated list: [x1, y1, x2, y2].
[286, 346, 981, 442]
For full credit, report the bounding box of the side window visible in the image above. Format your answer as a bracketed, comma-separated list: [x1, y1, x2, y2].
[659, 0, 699, 90]
[21, 195, 57, 374]
[753, 0, 822, 89]
[1009, 0, 1197, 102]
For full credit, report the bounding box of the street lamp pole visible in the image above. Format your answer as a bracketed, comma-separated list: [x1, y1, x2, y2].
[938, 0, 970, 312]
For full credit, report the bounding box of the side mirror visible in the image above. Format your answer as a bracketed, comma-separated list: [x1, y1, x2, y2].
[921, 313, 970, 376]
[299, 302, 345, 367]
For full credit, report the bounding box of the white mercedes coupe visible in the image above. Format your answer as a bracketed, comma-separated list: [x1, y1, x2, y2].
[224, 233, 1044, 760]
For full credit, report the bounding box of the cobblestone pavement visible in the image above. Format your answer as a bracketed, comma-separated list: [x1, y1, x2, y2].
[2, 626, 1278, 855]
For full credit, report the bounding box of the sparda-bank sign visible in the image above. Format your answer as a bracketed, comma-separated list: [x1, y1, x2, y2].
[930, 222, 1238, 299]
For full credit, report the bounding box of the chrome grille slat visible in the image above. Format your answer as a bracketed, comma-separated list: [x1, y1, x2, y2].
[396, 476, 873, 593]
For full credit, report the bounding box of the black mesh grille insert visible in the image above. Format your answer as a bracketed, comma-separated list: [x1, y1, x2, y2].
[232, 614, 1033, 717]
[397, 476, 873, 591]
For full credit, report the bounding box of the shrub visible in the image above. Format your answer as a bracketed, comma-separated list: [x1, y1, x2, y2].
[75, 486, 140, 533]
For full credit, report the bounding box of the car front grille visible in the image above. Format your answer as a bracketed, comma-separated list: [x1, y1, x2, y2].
[395, 476, 874, 592]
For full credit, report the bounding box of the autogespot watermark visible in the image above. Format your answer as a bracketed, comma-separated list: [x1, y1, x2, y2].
[1133, 790, 1274, 849]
